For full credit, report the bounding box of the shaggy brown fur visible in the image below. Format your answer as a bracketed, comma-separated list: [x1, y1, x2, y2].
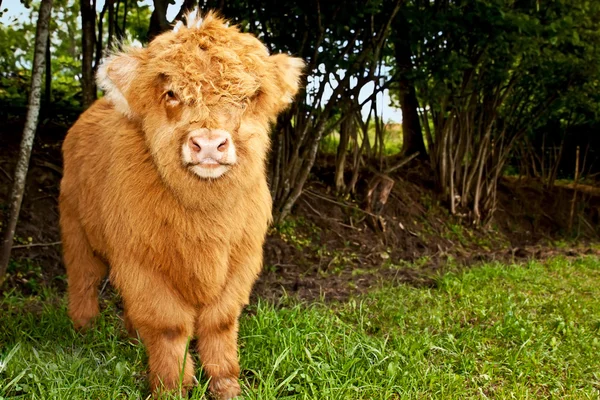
[59, 10, 303, 399]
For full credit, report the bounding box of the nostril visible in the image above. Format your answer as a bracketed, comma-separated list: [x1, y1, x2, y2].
[189, 138, 201, 152]
[217, 139, 229, 152]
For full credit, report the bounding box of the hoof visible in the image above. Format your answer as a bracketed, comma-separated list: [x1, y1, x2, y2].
[70, 315, 96, 331]
[210, 377, 241, 399]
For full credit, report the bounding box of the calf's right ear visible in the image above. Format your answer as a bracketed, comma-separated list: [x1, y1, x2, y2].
[96, 49, 144, 117]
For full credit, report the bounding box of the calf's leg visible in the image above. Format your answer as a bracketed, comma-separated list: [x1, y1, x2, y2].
[60, 206, 107, 329]
[196, 297, 243, 399]
[137, 324, 195, 395]
[196, 237, 265, 399]
[116, 271, 196, 396]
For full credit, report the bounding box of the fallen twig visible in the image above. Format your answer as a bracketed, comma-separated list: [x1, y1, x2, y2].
[301, 197, 323, 218]
[271, 263, 297, 268]
[301, 198, 361, 231]
[579, 214, 599, 238]
[99, 277, 110, 296]
[303, 190, 379, 218]
[12, 241, 61, 249]
[384, 152, 420, 174]
[0, 164, 13, 182]
[338, 222, 360, 231]
[37, 160, 63, 175]
[31, 194, 56, 203]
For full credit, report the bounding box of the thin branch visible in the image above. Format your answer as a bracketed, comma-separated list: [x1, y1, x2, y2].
[0, 164, 13, 182]
[303, 190, 380, 218]
[385, 152, 420, 174]
[12, 241, 62, 249]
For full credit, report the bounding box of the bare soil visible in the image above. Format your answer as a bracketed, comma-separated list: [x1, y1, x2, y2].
[2, 117, 599, 302]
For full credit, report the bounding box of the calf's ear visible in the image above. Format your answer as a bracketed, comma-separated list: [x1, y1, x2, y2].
[96, 49, 144, 117]
[270, 54, 305, 106]
[254, 53, 304, 118]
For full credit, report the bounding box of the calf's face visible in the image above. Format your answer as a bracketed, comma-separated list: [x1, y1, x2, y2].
[97, 10, 303, 182]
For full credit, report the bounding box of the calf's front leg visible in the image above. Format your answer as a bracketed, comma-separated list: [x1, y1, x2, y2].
[196, 296, 244, 400]
[115, 269, 197, 396]
[137, 324, 196, 395]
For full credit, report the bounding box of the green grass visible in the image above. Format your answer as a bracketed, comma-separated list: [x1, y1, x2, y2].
[1, 256, 600, 399]
[319, 123, 403, 156]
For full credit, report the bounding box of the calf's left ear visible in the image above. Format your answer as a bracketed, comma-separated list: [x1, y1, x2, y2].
[269, 54, 305, 106]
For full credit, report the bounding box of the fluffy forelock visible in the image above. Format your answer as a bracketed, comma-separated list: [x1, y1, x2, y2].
[144, 10, 271, 108]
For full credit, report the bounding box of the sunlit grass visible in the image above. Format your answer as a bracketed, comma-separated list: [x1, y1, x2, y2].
[1, 256, 599, 399]
[320, 123, 403, 156]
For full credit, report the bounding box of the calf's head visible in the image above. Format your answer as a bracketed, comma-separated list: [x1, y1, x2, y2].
[97, 10, 303, 184]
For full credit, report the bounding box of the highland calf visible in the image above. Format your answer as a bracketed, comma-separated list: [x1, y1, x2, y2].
[59, 10, 303, 399]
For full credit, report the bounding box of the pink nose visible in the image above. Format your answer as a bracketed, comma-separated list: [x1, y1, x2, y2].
[188, 131, 230, 163]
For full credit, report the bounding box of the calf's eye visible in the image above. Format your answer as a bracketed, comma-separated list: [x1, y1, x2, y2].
[164, 90, 180, 106]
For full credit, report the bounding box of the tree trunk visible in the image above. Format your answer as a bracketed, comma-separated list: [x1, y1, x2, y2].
[399, 81, 427, 158]
[107, 0, 115, 50]
[0, 0, 54, 286]
[118, 0, 128, 42]
[148, 0, 171, 41]
[393, 15, 427, 159]
[44, 32, 52, 111]
[269, 0, 403, 223]
[95, 1, 107, 70]
[335, 114, 353, 192]
[80, 0, 96, 109]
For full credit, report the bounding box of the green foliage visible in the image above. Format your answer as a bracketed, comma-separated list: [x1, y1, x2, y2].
[387, 0, 600, 150]
[6, 258, 43, 294]
[124, 2, 152, 44]
[273, 216, 320, 251]
[0, 13, 34, 107]
[321, 121, 403, 156]
[403, 0, 600, 126]
[47, 0, 82, 109]
[387, 0, 600, 220]
[0, 0, 154, 111]
[2, 0, 600, 208]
